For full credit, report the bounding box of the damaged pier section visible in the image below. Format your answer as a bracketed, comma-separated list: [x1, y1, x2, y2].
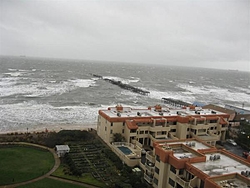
[91, 74, 150, 95]
[161, 97, 191, 107]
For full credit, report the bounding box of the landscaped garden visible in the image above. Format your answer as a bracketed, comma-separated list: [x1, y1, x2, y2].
[0, 130, 149, 188]
[0, 145, 54, 185]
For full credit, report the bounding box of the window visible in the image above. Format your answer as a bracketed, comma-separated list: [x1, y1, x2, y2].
[187, 128, 190, 131]
[123, 121, 125, 126]
[145, 130, 149, 134]
[170, 129, 176, 132]
[179, 169, 184, 175]
[153, 177, 158, 185]
[197, 121, 204, 124]
[210, 120, 217, 123]
[176, 183, 183, 188]
[110, 130, 113, 134]
[111, 122, 113, 126]
[122, 129, 124, 133]
[156, 155, 160, 162]
[105, 127, 107, 131]
[139, 138, 143, 144]
[170, 165, 176, 174]
[169, 178, 175, 187]
[155, 167, 159, 174]
[200, 180, 205, 188]
[140, 131, 144, 134]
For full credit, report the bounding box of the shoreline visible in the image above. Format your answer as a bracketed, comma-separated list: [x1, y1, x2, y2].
[0, 123, 97, 135]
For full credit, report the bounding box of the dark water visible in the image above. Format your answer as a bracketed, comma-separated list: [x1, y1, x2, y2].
[0, 56, 249, 132]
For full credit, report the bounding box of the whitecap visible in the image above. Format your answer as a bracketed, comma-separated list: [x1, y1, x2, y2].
[69, 79, 96, 88]
[0, 101, 102, 132]
[103, 76, 140, 84]
[4, 72, 23, 77]
[148, 89, 195, 103]
[177, 84, 250, 105]
[0, 79, 74, 97]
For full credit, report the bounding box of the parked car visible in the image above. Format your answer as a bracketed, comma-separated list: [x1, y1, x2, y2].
[227, 139, 237, 146]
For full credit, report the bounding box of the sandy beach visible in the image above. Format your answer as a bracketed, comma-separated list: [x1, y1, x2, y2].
[0, 123, 97, 135]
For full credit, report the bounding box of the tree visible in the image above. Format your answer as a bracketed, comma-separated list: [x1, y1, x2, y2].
[113, 133, 124, 142]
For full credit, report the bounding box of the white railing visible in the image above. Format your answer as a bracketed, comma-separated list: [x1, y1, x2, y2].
[175, 175, 189, 187]
[145, 163, 154, 172]
[146, 151, 155, 163]
[144, 173, 153, 184]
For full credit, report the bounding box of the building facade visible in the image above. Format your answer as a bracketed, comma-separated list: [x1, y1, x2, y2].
[97, 105, 250, 188]
[148, 139, 250, 188]
[97, 104, 229, 147]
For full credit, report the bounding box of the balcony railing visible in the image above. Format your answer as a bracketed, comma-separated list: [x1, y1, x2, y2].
[146, 151, 155, 163]
[145, 162, 155, 172]
[144, 173, 153, 184]
[175, 175, 189, 187]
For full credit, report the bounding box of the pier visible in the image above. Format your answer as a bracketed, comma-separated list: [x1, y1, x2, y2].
[161, 98, 191, 107]
[91, 74, 150, 95]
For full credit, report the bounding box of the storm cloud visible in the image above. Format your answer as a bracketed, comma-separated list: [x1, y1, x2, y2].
[0, 0, 249, 71]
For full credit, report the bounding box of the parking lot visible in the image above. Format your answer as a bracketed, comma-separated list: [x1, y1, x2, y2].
[221, 142, 245, 158]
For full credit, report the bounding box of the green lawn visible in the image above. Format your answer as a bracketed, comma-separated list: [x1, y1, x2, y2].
[0, 146, 54, 185]
[17, 178, 87, 188]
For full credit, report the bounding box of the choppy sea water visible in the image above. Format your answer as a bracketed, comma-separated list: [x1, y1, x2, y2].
[0, 56, 249, 132]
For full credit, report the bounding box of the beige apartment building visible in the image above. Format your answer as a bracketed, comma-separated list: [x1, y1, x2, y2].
[97, 104, 229, 147]
[147, 139, 250, 188]
[97, 104, 250, 188]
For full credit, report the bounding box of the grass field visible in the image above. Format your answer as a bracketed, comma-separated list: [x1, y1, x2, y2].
[17, 178, 87, 188]
[0, 145, 54, 185]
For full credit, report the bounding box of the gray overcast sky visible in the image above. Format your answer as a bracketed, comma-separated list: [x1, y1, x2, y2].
[0, 0, 249, 71]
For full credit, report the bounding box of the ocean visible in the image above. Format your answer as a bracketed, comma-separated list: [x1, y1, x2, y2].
[0, 56, 249, 133]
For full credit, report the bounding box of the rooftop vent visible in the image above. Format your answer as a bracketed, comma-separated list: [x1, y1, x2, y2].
[209, 154, 221, 161]
[211, 110, 217, 114]
[159, 112, 163, 115]
[162, 144, 171, 150]
[195, 111, 200, 114]
[186, 142, 196, 147]
[117, 112, 121, 117]
[241, 170, 250, 177]
[137, 112, 141, 116]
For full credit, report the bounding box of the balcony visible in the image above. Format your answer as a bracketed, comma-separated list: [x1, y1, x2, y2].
[146, 151, 155, 163]
[175, 175, 189, 187]
[149, 126, 170, 131]
[145, 162, 155, 172]
[129, 132, 137, 137]
[144, 173, 153, 184]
